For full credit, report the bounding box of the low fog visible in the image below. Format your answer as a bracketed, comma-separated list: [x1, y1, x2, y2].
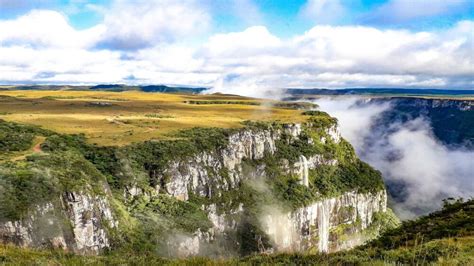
[315, 97, 474, 219]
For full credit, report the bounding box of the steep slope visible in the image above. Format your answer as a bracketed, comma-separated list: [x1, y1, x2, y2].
[369, 97, 474, 149]
[0, 111, 395, 257]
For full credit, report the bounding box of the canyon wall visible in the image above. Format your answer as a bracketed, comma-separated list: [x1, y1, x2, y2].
[0, 117, 392, 256]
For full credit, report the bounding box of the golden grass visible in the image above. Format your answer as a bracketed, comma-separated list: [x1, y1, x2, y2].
[0, 90, 306, 146]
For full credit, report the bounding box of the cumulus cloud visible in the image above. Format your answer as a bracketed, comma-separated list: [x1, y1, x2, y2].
[315, 97, 474, 219]
[0, 2, 472, 89]
[203, 22, 473, 95]
[0, 45, 125, 83]
[201, 26, 281, 58]
[96, 0, 210, 50]
[0, 10, 104, 48]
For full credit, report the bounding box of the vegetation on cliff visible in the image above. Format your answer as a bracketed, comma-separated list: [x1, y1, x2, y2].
[1, 199, 471, 265]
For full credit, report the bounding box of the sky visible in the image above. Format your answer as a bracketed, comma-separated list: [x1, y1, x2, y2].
[0, 0, 473, 92]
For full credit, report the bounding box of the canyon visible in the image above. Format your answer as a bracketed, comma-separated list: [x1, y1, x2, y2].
[0, 113, 395, 257]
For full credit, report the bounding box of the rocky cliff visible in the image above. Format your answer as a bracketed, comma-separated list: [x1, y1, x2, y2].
[0, 113, 394, 257]
[0, 191, 117, 255]
[367, 97, 474, 148]
[263, 190, 387, 253]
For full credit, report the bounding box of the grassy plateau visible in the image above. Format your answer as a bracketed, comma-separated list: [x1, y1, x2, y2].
[0, 90, 306, 146]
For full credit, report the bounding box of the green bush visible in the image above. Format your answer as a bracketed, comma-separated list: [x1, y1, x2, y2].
[302, 110, 328, 116]
[145, 194, 213, 233]
[0, 150, 108, 221]
[41, 133, 87, 152]
[0, 120, 50, 152]
[175, 127, 234, 151]
[0, 168, 56, 221]
[367, 199, 474, 250]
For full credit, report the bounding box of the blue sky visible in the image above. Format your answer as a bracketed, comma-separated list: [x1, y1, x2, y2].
[3, 0, 473, 33]
[0, 0, 473, 92]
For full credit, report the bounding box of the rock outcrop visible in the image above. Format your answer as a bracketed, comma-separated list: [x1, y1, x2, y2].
[262, 190, 387, 253]
[149, 123, 389, 256]
[162, 128, 281, 201]
[0, 191, 117, 255]
[161, 123, 341, 202]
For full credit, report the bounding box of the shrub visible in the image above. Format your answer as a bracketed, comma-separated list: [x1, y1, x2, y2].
[0, 120, 50, 152]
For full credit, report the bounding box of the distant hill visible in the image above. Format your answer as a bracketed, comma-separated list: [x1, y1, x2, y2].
[139, 85, 207, 93]
[0, 84, 208, 94]
[286, 88, 474, 97]
[90, 84, 207, 93]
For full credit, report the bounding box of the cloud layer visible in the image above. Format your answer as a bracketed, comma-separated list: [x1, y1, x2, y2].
[315, 97, 474, 219]
[0, 1, 473, 90]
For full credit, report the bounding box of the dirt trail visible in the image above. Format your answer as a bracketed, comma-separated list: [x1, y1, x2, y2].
[5, 136, 46, 162]
[33, 142, 42, 153]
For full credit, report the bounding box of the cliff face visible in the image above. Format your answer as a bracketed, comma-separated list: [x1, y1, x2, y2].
[382, 97, 472, 111]
[263, 190, 387, 253]
[0, 116, 393, 257]
[130, 122, 388, 256]
[161, 128, 281, 201]
[0, 191, 117, 255]
[159, 124, 336, 202]
[368, 97, 474, 148]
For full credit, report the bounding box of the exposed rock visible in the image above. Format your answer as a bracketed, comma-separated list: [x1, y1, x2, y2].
[157, 123, 386, 257]
[283, 123, 302, 138]
[0, 191, 117, 255]
[326, 125, 341, 143]
[298, 155, 309, 187]
[262, 190, 387, 253]
[163, 124, 341, 201]
[163, 128, 281, 201]
[63, 191, 117, 254]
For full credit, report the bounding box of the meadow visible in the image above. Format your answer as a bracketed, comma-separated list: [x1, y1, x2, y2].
[0, 90, 306, 146]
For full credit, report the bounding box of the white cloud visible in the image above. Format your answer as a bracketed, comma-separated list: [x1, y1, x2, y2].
[0, 4, 472, 91]
[201, 26, 281, 58]
[96, 0, 210, 50]
[313, 97, 392, 151]
[204, 22, 473, 95]
[0, 10, 104, 48]
[0, 46, 124, 83]
[386, 120, 474, 214]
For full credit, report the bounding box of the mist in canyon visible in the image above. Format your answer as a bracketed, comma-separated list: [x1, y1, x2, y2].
[314, 97, 474, 219]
